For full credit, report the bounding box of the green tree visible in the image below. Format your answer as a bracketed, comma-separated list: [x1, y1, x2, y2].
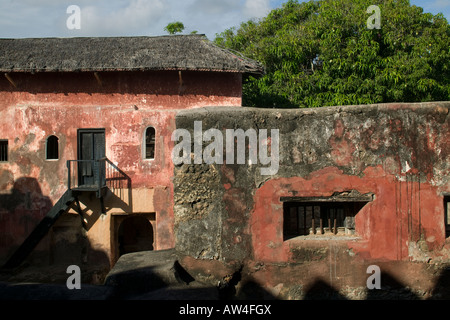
[215, 0, 449, 108]
[164, 21, 185, 35]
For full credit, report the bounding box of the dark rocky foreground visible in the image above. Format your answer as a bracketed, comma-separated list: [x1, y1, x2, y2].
[0, 249, 219, 300]
[1, 248, 450, 300]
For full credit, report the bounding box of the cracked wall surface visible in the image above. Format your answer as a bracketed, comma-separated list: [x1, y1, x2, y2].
[174, 102, 449, 264]
[0, 70, 243, 268]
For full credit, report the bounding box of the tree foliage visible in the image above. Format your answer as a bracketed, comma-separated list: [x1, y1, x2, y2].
[165, 21, 185, 35]
[215, 0, 449, 108]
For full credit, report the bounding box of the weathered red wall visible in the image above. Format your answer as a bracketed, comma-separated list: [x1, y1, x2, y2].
[0, 70, 242, 266]
[173, 103, 449, 263]
[0, 70, 242, 109]
[173, 103, 450, 297]
[251, 165, 446, 262]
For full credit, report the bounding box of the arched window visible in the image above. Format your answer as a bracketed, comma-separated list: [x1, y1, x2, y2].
[144, 127, 155, 159]
[46, 135, 59, 160]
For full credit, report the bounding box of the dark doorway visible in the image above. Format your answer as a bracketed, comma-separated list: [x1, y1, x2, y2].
[77, 129, 105, 187]
[118, 216, 154, 256]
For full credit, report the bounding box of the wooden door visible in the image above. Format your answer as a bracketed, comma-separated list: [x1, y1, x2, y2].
[77, 129, 105, 187]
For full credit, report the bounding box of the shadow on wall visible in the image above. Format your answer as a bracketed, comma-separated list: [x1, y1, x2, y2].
[49, 211, 111, 269]
[3, 259, 450, 300]
[0, 176, 53, 262]
[103, 252, 450, 300]
[4, 71, 242, 100]
[2, 248, 450, 299]
[303, 268, 450, 300]
[0, 176, 52, 213]
[0, 216, 111, 286]
[0, 176, 110, 280]
[430, 267, 450, 299]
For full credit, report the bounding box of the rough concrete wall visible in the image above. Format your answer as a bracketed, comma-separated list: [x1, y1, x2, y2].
[173, 102, 449, 265]
[0, 70, 242, 266]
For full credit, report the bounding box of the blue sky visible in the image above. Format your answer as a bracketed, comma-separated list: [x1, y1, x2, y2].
[0, 0, 448, 40]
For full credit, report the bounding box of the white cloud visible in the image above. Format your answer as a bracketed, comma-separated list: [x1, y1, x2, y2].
[78, 0, 166, 36]
[4, 0, 446, 40]
[184, 0, 271, 38]
[190, 0, 241, 15]
[243, 0, 271, 19]
[0, 0, 274, 39]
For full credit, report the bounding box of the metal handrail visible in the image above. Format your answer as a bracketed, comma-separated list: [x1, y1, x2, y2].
[67, 157, 130, 192]
[67, 159, 106, 191]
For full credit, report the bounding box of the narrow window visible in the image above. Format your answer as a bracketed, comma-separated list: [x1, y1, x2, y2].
[46, 135, 59, 160]
[0, 140, 7, 162]
[445, 196, 450, 238]
[145, 127, 155, 159]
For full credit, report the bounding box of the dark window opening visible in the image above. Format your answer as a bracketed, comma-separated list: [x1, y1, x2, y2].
[46, 135, 59, 160]
[145, 127, 155, 159]
[445, 196, 450, 238]
[282, 198, 370, 241]
[0, 140, 8, 162]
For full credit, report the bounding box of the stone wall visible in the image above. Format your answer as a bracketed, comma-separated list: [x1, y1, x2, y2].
[173, 102, 450, 298]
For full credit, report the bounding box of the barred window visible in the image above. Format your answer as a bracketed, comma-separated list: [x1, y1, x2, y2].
[281, 192, 373, 240]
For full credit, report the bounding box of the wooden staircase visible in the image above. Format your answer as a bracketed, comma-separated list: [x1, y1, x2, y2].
[2, 158, 130, 270]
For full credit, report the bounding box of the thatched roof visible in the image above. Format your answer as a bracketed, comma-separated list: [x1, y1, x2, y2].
[0, 35, 264, 75]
